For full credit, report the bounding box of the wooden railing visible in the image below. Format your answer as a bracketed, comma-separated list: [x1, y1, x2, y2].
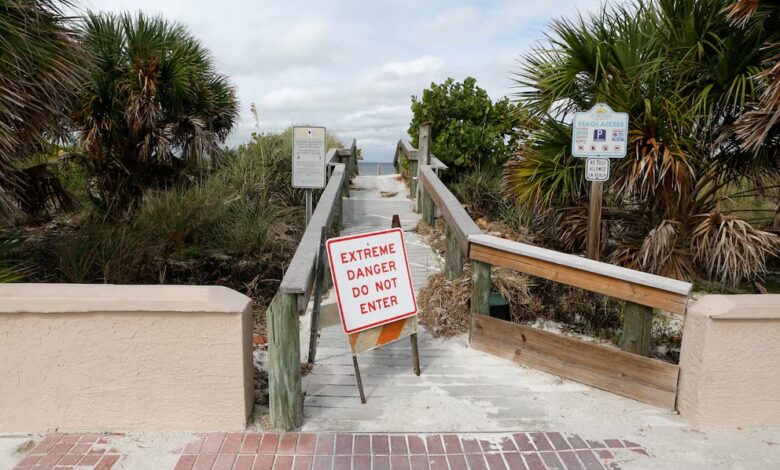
[397, 128, 693, 410]
[267, 139, 356, 430]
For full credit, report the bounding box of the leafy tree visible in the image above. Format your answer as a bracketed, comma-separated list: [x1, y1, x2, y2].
[0, 0, 86, 219]
[408, 77, 520, 171]
[72, 12, 239, 212]
[506, 0, 779, 287]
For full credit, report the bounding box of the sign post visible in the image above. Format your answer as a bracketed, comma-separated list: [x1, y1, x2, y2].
[292, 126, 327, 226]
[571, 104, 628, 260]
[326, 222, 420, 403]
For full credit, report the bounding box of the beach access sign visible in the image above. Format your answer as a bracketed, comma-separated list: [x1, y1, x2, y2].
[571, 103, 628, 158]
[327, 228, 417, 334]
[292, 126, 327, 189]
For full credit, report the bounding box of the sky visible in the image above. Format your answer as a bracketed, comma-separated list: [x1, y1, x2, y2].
[83, 0, 605, 161]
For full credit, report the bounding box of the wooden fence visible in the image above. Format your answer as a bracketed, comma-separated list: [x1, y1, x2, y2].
[266, 140, 357, 430]
[399, 128, 693, 411]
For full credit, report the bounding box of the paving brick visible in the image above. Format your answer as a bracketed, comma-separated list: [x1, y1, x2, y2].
[253, 454, 275, 470]
[15, 454, 42, 467]
[279, 434, 299, 454]
[241, 433, 263, 454]
[574, 450, 604, 470]
[273, 455, 294, 470]
[213, 454, 237, 470]
[234, 455, 257, 470]
[260, 434, 280, 454]
[94, 453, 120, 470]
[594, 450, 613, 460]
[201, 433, 227, 454]
[557, 451, 584, 470]
[57, 453, 83, 465]
[79, 434, 101, 444]
[407, 436, 426, 455]
[428, 455, 448, 470]
[585, 440, 605, 449]
[183, 436, 206, 454]
[353, 454, 371, 470]
[297, 434, 316, 455]
[461, 437, 481, 454]
[502, 452, 526, 470]
[603, 440, 623, 449]
[484, 452, 507, 470]
[565, 435, 589, 450]
[545, 433, 571, 451]
[78, 453, 102, 466]
[61, 434, 82, 444]
[447, 453, 468, 470]
[335, 434, 353, 455]
[372, 435, 390, 455]
[31, 434, 64, 454]
[391, 454, 411, 470]
[193, 454, 218, 470]
[465, 452, 488, 470]
[498, 437, 517, 452]
[442, 434, 462, 454]
[540, 451, 565, 470]
[512, 434, 535, 452]
[293, 455, 313, 470]
[221, 433, 245, 454]
[425, 435, 445, 454]
[174, 454, 198, 470]
[312, 455, 333, 470]
[390, 435, 408, 455]
[353, 435, 370, 454]
[522, 453, 546, 470]
[409, 455, 430, 470]
[373, 454, 391, 470]
[529, 433, 552, 452]
[333, 455, 351, 469]
[622, 440, 641, 448]
[314, 434, 334, 455]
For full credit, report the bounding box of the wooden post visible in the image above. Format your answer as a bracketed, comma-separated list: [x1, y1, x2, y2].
[415, 124, 431, 212]
[444, 226, 463, 280]
[470, 260, 492, 344]
[408, 159, 418, 200]
[586, 181, 603, 260]
[621, 302, 653, 357]
[267, 292, 303, 430]
[421, 185, 435, 226]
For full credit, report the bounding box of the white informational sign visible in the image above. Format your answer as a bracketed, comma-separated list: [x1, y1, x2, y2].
[585, 158, 610, 182]
[327, 228, 417, 334]
[571, 103, 628, 158]
[292, 126, 327, 189]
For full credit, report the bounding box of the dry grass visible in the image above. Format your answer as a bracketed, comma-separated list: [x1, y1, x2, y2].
[414, 219, 447, 255]
[417, 264, 531, 338]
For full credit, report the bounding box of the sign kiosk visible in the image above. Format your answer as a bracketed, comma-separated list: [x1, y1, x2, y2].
[292, 126, 327, 226]
[326, 223, 420, 403]
[571, 103, 628, 259]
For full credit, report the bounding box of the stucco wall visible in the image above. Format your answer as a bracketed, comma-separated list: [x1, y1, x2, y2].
[677, 294, 780, 427]
[0, 284, 253, 432]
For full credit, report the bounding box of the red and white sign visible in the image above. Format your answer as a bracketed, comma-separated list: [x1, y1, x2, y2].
[326, 228, 417, 334]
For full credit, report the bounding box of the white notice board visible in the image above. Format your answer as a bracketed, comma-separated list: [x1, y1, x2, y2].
[292, 126, 327, 189]
[571, 103, 628, 158]
[326, 228, 417, 334]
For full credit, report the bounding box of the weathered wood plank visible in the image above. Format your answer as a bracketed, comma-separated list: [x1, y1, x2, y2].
[419, 166, 482, 255]
[267, 292, 304, 430]
[444, 226, 464, 280]
[472, 315, 679, 409]
[621, 302, 653, 356]
[469, 243, 690, 314]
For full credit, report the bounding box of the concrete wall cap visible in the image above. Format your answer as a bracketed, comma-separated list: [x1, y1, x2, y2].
[0, 284, 252, 314]
[689, 294, 780, 320]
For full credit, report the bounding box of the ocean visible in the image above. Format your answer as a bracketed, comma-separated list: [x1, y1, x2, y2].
[357, 162, 396, 175]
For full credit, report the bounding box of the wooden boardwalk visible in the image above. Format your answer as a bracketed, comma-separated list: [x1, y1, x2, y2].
[302, 174, 677, 434]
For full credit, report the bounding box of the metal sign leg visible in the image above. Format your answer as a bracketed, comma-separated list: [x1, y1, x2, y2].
[411, 333, 421, 376]
[352, 355, 367, 404]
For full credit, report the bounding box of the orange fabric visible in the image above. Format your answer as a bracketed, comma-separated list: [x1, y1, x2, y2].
[377, 319, 406, 346]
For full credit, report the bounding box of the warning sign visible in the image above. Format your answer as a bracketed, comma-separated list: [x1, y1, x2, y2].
[326, 228, 417, 334]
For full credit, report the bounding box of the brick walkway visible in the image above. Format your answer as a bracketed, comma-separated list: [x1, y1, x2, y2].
[14, 431, 649, 469]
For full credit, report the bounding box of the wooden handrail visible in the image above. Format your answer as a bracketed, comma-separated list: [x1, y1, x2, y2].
[393, 139, 447, 170]
[419, 165, 481, 254]
[468, 233, 693, 314]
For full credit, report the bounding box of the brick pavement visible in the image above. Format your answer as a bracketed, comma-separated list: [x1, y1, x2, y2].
[14, 431, 650, 470]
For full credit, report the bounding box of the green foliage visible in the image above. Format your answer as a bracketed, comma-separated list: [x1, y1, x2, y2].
[506, 0, 780, 287]
[409, 77, 521, 171]
[0, 233, 26, 283]
[73, 12, 239, 211]
[0, 0, 86, 219]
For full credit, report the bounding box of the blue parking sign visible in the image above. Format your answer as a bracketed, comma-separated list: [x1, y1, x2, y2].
[593, 129, 607, 141]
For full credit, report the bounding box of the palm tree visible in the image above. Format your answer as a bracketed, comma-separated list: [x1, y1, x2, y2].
[73, 12, 239, 212]
[506, 0, 779, 287]
[0, 0, 86, 219]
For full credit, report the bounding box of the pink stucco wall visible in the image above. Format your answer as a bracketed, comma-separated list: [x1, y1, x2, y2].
[677, 294, 780, 427]
[0, 284, 253, 432]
